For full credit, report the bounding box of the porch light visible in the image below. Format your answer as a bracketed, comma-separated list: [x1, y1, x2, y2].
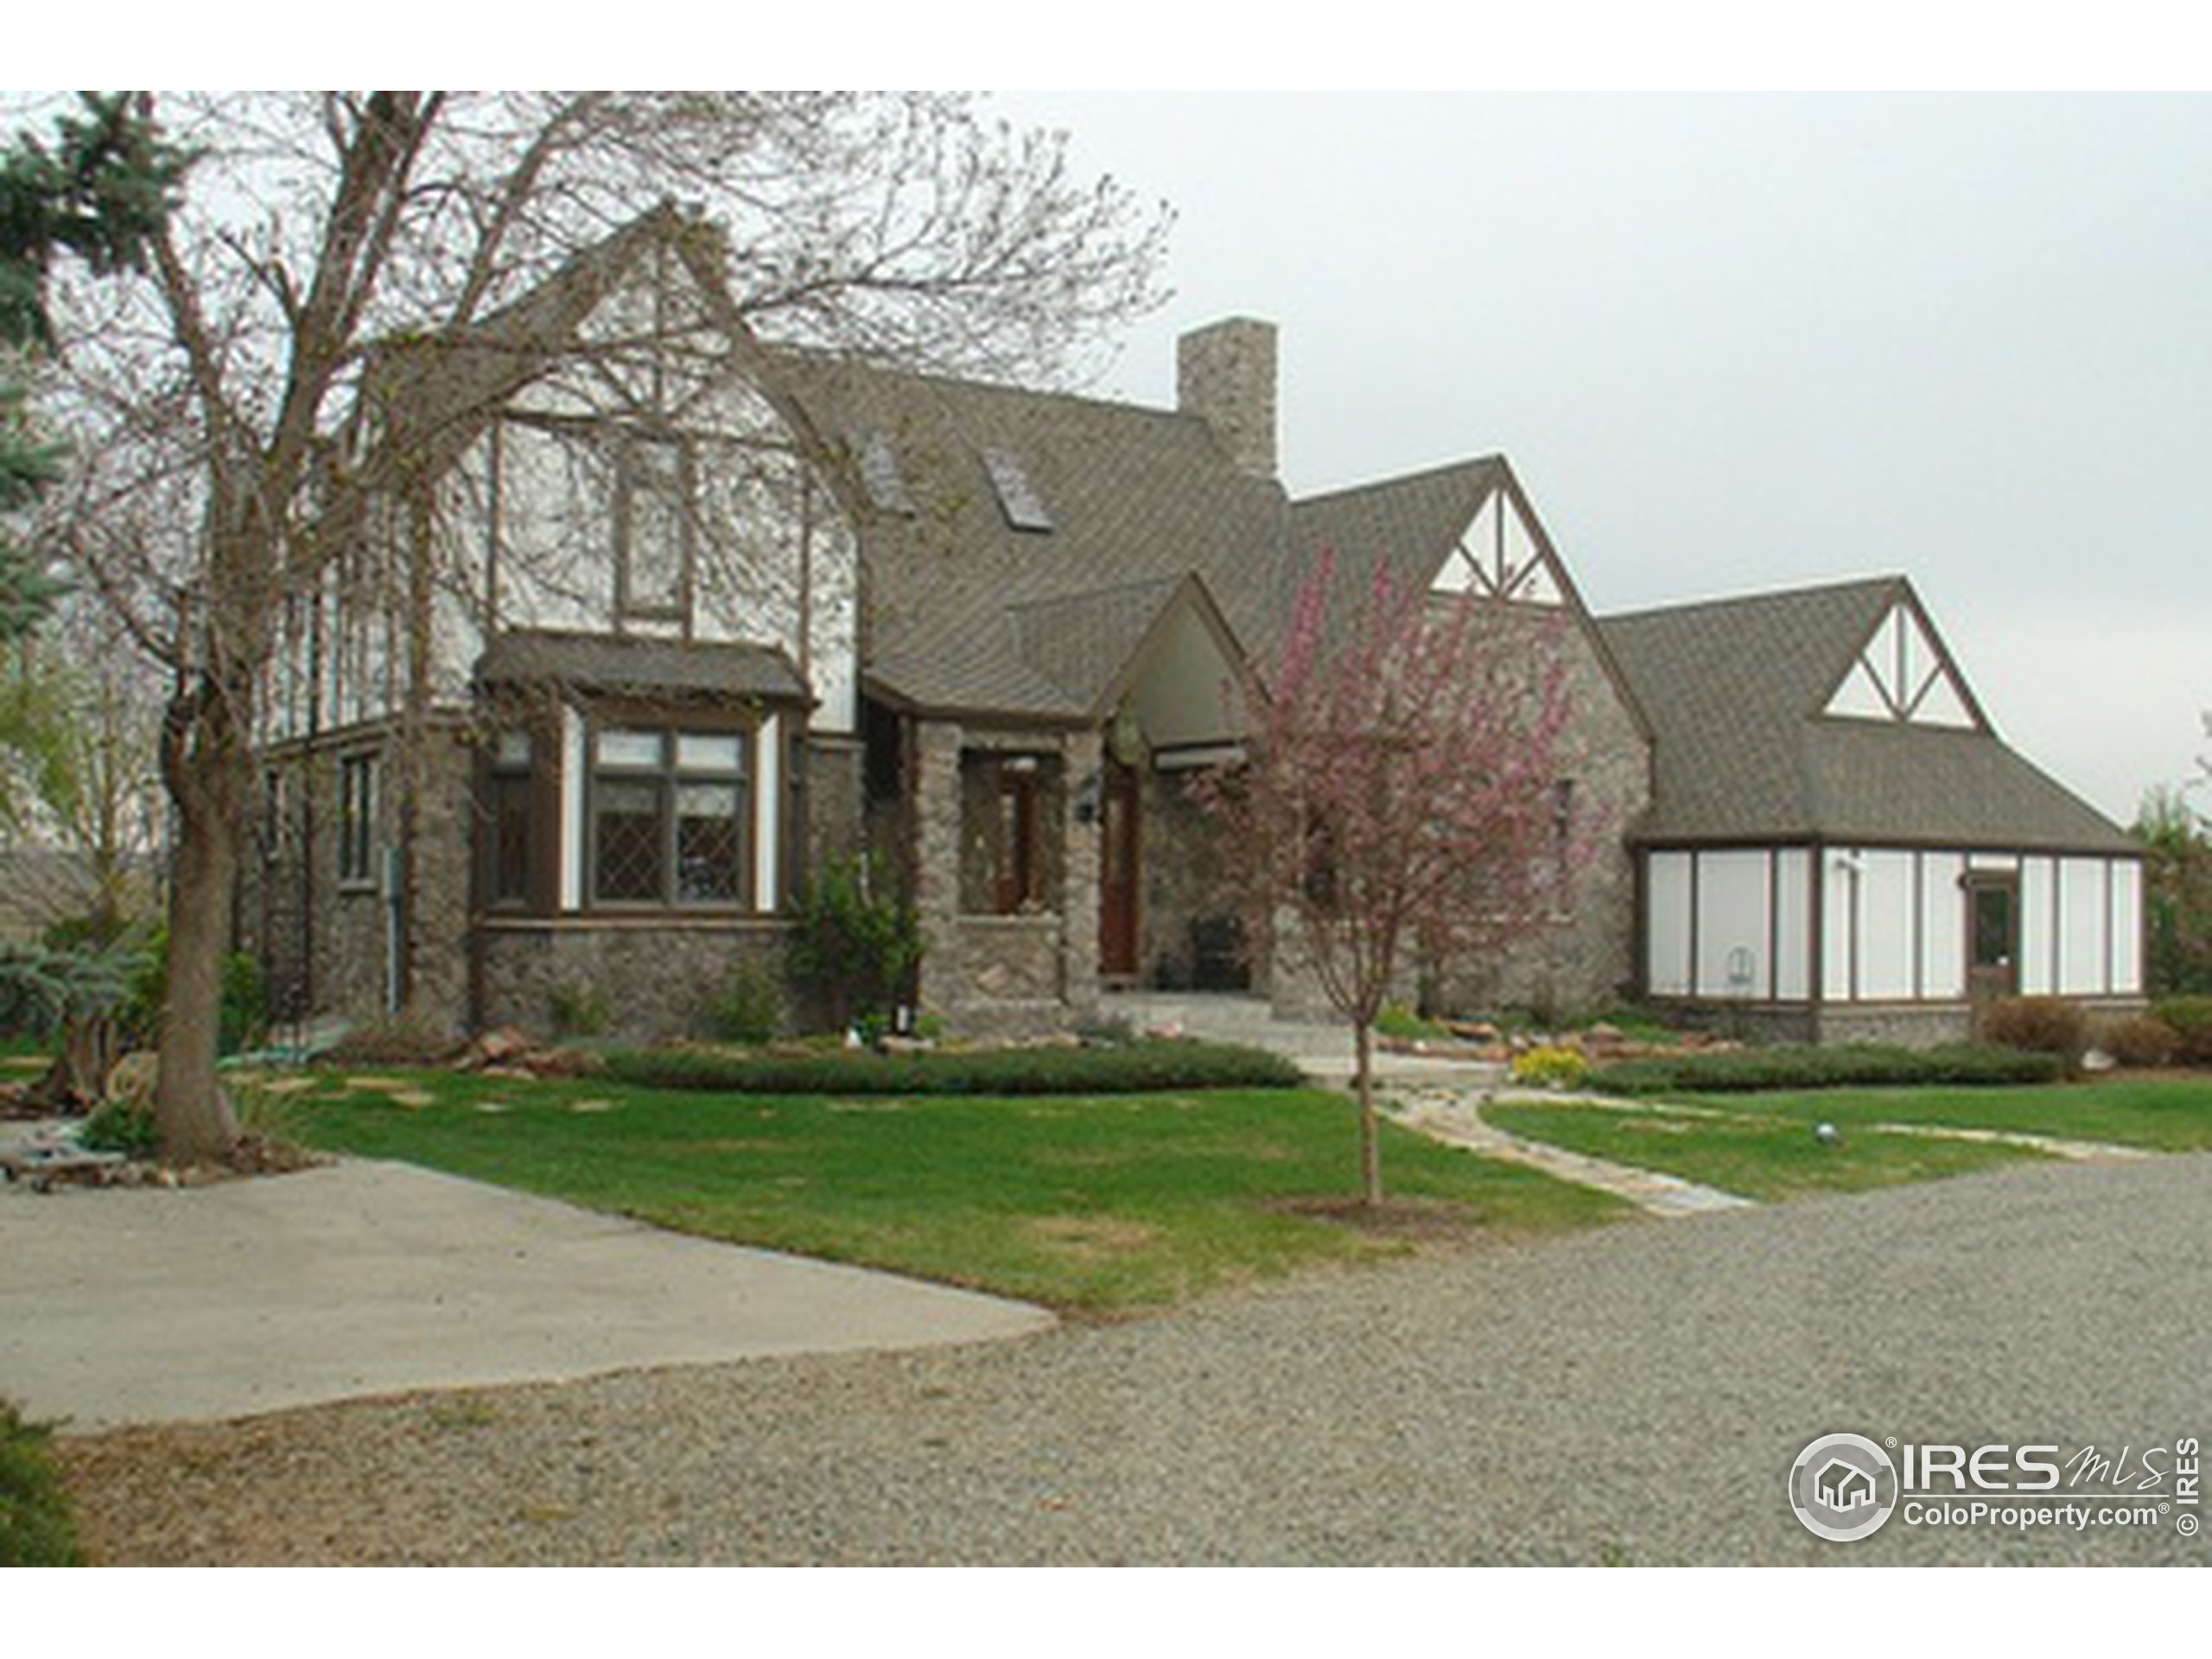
[1073, 768, 1102, 824]
[1109, 703, 1146, 767]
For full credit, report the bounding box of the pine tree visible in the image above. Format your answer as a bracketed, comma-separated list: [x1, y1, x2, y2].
[0, 93, 183, 639]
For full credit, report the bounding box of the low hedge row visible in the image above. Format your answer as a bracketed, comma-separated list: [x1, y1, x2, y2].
[1, 1400, 79, 1568]
[2150, 996, 2212, 1066]
[1589, 1042, 2065, 1096]
[602, 1038, 1306, 1097]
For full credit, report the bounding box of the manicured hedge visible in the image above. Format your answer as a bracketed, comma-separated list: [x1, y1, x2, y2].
[1, 1401, 79, 1568]
[602, 1038, 1306, 1097]
[1589, 1042, 2065, 1096]
[2151, 996, 2212, 1066]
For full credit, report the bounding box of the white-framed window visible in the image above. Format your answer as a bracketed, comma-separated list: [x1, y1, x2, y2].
[588, 723, 749, 907]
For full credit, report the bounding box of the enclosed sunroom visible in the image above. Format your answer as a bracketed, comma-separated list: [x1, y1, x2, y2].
[1601, 578, 2144, 1045]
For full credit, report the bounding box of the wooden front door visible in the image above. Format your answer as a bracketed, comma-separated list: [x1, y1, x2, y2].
[1966, 872, 2019, 1033]
[1099, 758, 1141, 980]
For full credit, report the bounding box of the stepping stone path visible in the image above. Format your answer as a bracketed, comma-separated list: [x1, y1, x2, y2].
[1384, 1084, 1759, 1217]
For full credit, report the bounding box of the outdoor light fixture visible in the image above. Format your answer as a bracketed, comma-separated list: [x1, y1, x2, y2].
[1109, 703, 1146, 767]
[1073, 768, 1103, 824]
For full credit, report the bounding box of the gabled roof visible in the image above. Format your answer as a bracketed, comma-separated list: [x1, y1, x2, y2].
[1276, 459, 1505, 658]
[1599, 576, 2133, 853]
[766, 349, 1288, 720]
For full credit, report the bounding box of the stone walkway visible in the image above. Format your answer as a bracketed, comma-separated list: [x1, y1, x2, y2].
[1382, 1084, 2158, 1218]
[1383, 1084, 1759, 1217]
[1859, 1120, 2153, 1163]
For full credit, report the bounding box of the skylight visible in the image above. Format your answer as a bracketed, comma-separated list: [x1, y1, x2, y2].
[982, 447, 1053, 532]
[855, 429, 915, 517]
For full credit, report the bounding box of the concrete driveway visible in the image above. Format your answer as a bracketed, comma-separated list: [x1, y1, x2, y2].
[0, 1156, 1053, 1431]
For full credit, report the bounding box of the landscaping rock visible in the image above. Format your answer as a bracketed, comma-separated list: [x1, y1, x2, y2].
[517, 1047, 606, 1079]
[462, 1027, 535, 1069]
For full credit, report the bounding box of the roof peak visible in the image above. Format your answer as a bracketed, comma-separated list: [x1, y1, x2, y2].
[1603, 573, 1909, 627]
[1291, 454, 1508, 512]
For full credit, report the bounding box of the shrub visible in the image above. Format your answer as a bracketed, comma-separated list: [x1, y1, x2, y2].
[1376, 1002, 1450, 1043]
[2150, 996, 2212, 1066]
[1980, 996, 2089, 1068]
[546, 982, 610, 1039]
[789, 854, 921, 1032]
[2099, 1014, 2178, 1070]
[0, 1401, 81, 1567]
[1510, 1044, 1591, 1090]
[1590, 1043, 2065, 1096]
[705, 960, 784, 1046]
[79, 1094, 156, 1158]
[603, 1038, 1304, 1096]
[121, 927, 266, 1056]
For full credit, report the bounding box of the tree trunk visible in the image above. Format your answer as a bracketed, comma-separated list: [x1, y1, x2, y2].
[29, 1010, 124, 1113]
[1354, 1018, 1382, 1207]
[153, 685, 245, 1164]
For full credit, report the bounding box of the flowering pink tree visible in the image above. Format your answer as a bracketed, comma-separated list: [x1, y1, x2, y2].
[1192, 550, 1599, 1205]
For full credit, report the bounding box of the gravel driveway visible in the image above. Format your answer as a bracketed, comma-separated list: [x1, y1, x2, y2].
[61, 1154, 2212, 1565]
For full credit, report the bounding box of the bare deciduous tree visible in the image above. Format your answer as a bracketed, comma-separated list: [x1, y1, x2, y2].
[29, 92, 1171, 1162]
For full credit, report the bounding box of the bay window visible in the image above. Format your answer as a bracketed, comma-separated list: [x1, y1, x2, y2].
[589, 722, 750, 907]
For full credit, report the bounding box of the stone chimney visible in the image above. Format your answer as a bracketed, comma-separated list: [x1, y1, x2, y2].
[1177, 317, 1277, 480]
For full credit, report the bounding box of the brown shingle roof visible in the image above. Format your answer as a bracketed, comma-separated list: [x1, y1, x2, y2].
[1599, 577, 2134, 853]
[474, 629, 806, 703]
[766, 349, 1292, 720]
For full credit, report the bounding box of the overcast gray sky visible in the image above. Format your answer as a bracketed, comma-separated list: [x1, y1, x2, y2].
[995, 93, 2211, 827]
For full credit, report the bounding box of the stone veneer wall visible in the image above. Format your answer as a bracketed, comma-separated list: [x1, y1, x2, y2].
[911, 717, 1100, 1035]
[1267, 602, 1653, 1024]
[1652, 995, 2145, 1049]
[478, 918, 792, 1042]
[800, 734, 865, 895]
[1141, 766, 1245, 989]
[245, 717, 477, 1031]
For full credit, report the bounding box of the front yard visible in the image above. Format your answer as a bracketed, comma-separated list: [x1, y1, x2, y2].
[283, 1067, 1625, 1311]
[1486, 1075, 2212, 1202]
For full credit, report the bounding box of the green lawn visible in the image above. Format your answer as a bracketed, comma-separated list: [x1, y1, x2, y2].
[1484, 1101, 2053, 1201]
[283, 1068, 1625, 1311]
[1700, 1077, 2212, 1153]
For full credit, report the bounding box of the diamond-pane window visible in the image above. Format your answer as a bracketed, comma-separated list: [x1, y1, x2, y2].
[594, 779, 665, 902]
[588, 722, 751, 908]
[676, 783, 744, 903]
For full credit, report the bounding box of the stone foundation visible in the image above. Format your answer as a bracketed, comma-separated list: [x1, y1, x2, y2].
[477, 918, 795, 1042]
[1652, 996, 2150, 1049]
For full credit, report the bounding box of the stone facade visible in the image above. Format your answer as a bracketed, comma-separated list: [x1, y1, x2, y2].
[799, 733, 866, 902]
[907, 718, 1101, 1036]
[477, 916, 792, 1042]
[1138, 766, 1246, 991]
[244, 717, 477, 1032]
[1264, 602, 1654, 1025]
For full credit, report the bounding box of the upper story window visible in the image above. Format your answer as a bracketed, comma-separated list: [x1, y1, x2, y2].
[613, 433, 693, 626]
[338, 752, 377, 888]
[590, 723, 749, 908]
